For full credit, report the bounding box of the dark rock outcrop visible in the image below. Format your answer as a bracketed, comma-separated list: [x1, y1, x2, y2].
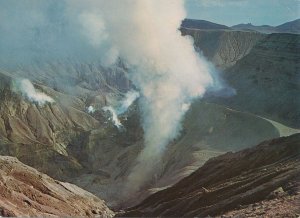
[122, 134, 300, 217]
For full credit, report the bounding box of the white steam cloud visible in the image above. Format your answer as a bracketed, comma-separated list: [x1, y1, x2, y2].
[103, 90, 140, 129]
[103, 106, 123, 129]
[16, 79, 54, 105]
[71, 0, 214, 192]
[117, 90, 140, 115]
[87, 105, 96, 113]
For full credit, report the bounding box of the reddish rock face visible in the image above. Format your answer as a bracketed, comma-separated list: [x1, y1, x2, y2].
[0, 156, 114, 217]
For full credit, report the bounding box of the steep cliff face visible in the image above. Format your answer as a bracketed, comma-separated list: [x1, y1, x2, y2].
[211, 33, 300, 128]
[0, 156, 114, 217]
[122, 134, 300, 217]
[181, 29, 265, 69]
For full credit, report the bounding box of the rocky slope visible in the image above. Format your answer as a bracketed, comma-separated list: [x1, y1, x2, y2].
[210, 33, 300, 128]
[181, 29, 265, 69]
[221, 193, 300, 217]
[0, 155, 114, 217]
[0, 70, 102, 179]
[122, 134, 300, 217]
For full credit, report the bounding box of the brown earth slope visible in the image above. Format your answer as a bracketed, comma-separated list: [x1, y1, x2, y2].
[122, 134, 300, 217]
[0, 156, 114, 217]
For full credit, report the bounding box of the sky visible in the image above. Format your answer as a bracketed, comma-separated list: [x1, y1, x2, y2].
[185, 0, 300, 26]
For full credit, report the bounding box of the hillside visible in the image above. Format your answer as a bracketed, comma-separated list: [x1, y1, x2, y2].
[122, 134, 300, 217]
[210, 33, 300, 128]
[181, 19, 300, 34]
[0, 156, 113, 217]
[182, 28, 299, 129]
[277, 19, 300, 34]
[181, 29, 265, 69]
[232, 23, 275, 34]
[0, 70, 103, 179]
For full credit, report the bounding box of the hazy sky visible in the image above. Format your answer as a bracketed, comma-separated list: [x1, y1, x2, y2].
[185, 0, 300, 26]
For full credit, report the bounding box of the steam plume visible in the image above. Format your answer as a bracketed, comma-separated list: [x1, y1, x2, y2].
[87, 106, 96, 113]
[117, 90, 140, 115]
[103, 106, 123, 129]
[73, 0, 214, 192]
[16, 79, 54, 105]
[102, 90, 140, 129]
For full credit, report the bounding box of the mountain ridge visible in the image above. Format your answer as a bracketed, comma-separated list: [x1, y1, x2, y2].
[181, 19, 230, 30]
[181, 18, 300, 34]
[232, 19, 300, 34]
